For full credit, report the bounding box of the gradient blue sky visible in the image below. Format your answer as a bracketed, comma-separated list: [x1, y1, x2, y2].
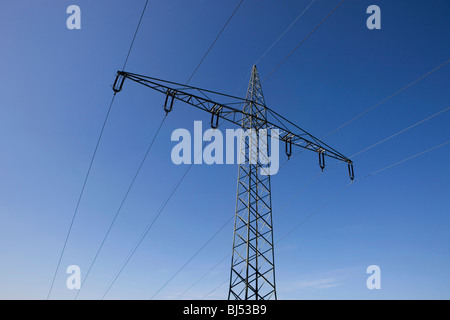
[1, 0, 449, 300]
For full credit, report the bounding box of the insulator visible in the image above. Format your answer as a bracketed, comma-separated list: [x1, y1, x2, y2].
[348, 162, 354, 181]
[319, 152, 325, 171]
[164, 90, 176, 114]
[210, 105, 220, 129]
[285, 138, 292, 158]
[281, 134, 293, 158]
[113, 72, 126, 93]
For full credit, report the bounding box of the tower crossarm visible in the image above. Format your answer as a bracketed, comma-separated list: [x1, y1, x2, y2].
[113, 71, 354, 179]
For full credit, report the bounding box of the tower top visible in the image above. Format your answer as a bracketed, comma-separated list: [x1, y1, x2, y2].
[246, 64, 266, 108]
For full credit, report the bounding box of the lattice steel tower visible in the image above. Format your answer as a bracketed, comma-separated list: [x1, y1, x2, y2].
[228, 66, 277, 300]
[112, 64, 354, 301]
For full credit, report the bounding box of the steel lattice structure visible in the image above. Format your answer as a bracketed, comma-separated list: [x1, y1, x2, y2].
[112, 66, 354, 300]
[228, 66, 276, 300]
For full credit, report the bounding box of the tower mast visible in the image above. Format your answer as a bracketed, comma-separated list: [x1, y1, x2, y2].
[228, 66, 277, 300]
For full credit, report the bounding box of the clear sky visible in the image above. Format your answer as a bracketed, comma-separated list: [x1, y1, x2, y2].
[0, 0, 449, 300]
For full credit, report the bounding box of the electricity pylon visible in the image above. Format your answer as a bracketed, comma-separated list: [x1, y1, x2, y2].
[112, 66, 354, 300]
[228, 66, 276, 300]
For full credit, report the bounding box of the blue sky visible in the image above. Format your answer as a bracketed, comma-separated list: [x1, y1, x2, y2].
[0, 0, 449, 300]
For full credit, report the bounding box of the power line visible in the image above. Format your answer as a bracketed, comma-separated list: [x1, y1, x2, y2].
[100, 124, 219, 299]
[279, 105, 450, 209]
[147, 126, 234, 300]
[262, 0, 345, 83]
[101, 134, 218, 299]
[101, 159, 195, 299]
[201, 279, 229, 300]
[279, 140, 450, 243]
[74, 114, 167, 300]
[47, 94, 115, 300]
[98, 1, 245, 298]
[323, 60, 449, 138]
[276, 105, 450, 210]
[46, 0, 150, 299]
[234, 0, 316, 95]
[276, 181, 353, 244]
[149, 216, 234, 300]
[177, 252, 230, 299]
[254, 0, 317, 67]
[280, 59, 450, 169]
[186, 0, 244, 84]
[122, 0, 150, 71]
[361, 140, 450, 179]
[350, 106, 449, 158]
